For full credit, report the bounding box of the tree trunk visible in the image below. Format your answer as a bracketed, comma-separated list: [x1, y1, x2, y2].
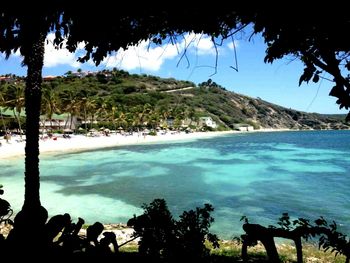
[16, 109, 23, 140]
[0, 108, 7, 132]
[84, 108, 87, 135]
[7, 32, 48, 256]
[23, 33, 45, 212]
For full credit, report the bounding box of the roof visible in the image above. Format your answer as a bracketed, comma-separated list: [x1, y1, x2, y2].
[0, 108, 69, 120]
[0, 107, 26, 117]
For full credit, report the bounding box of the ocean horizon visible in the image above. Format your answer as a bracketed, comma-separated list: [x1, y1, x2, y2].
[1, 130, 350, 240]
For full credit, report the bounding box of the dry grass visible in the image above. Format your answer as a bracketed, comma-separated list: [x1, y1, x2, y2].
[209, 240, 347, 263]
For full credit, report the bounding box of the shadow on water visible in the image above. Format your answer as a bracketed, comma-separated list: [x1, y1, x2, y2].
[42, 163, 230, 215]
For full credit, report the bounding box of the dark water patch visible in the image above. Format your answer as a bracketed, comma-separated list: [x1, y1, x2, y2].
[243, 178, 350, 233]
[195, 158, 254, 165]
[57, 170, 222, 217]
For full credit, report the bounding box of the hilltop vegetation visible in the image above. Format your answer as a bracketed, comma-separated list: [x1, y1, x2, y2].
[1, 69, 349, 131]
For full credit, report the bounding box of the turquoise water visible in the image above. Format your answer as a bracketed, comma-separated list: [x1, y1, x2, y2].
[1, 130, 350, 239]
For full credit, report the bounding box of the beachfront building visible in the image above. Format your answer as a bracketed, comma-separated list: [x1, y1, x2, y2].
[199, 117, 217, 129]
[165, 116, 218, 130]
[39, 114, 79, 131]
[233, 124, 254, 132]
[166, 118, 174, 128]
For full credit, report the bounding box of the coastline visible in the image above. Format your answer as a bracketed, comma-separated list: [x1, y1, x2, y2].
[0, 129, 291, 160]
[1, 129, 348, 262]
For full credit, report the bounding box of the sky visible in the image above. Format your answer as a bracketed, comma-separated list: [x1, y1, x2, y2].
[0, 31, 347, 115]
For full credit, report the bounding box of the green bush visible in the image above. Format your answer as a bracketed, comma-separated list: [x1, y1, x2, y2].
[128, 199, 219, 262]
[148, 131, 157, 136]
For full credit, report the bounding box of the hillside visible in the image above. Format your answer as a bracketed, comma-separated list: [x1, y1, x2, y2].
[177, 88, 349, 130]
[1, 70, 349, 130]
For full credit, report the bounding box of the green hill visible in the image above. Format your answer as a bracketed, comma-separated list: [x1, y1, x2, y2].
[1, 70, 349, 131]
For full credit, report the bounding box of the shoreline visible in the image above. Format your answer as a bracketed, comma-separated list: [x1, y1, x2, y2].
[0, 128, 291, 160]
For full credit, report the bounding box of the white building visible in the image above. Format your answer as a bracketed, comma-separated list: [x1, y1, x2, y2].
[199, 117, 217, 129]
[39, 114, 78, 131]
[233, 124, 254, 131]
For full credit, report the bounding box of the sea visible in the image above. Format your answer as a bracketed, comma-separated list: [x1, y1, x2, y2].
[1, 130, 349, 240]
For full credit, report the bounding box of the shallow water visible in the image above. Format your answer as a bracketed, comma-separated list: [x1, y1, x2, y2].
[1, 130, 349, 239]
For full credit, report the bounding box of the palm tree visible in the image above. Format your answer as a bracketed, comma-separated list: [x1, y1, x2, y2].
[109, 103, 119, 132]
[86, 97, 97, 130]
[60, 88, 80, 130]
[158, 104, 171, 128]
[41, 82, 61, 132]
[172, 106, 186, 130]
[77, 94, 97, 132]
[188, 107, 198, 127]
[141, 103, 153, 128]
[4, 83, 25, 139]
[116, 111, 127, 130]
[96, 97, 109, 122]
[149, 111, 161, 130]
[0, 84, 8, 133]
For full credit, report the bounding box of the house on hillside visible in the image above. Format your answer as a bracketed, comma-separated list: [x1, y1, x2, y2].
[199, 117, 217, 129]
[0, 75, 16, 83]
[43, 75, 58, 81]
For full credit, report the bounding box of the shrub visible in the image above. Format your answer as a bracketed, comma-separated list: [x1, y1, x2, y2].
[128, 199, 219, 262]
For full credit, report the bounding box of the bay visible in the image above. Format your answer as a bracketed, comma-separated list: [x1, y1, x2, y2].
[1, 130, 349, 240]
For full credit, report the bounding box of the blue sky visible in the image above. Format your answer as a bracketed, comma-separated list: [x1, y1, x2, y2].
[0, 32, 346, 115]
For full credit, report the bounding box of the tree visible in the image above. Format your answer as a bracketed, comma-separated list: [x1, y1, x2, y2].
[128, 199, 219, 261]
[0, 84, 8, 133]
[60, 88, 80, 130]
[3, 83, 25, 139]
[246, 9, 350, 120]
[0, 8, 62, 253]
[41, 82, 61, 131]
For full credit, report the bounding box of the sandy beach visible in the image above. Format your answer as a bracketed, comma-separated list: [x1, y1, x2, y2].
[0, 128, 294, 160]
[0, 130, 241, 160]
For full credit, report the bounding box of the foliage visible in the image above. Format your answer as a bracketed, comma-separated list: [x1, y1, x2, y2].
[242, 213, 350, 261]
[314, 217, 350, 260]
[176, 203, 219, 260]
[128, 199, 219, 262]
[127, 199, 176, 260]
[0, 185, 13, 224]
[244, 9, 350, 119]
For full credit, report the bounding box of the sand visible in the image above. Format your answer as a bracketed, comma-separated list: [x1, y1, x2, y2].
[0, 129, 293, 160]
[0, 130, 238, 159]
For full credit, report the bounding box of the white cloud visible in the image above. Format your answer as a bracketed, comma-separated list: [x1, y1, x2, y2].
[101, 40, 180, 71]
[102, 33, 219, 71]
[227, 40, 239, 50]
[13, 49, 21, 57]
[40, 32, 230, 72]
[43, 33, 82, 68]
[1, 49, 21, 58]
[193, 35, 215, 55]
